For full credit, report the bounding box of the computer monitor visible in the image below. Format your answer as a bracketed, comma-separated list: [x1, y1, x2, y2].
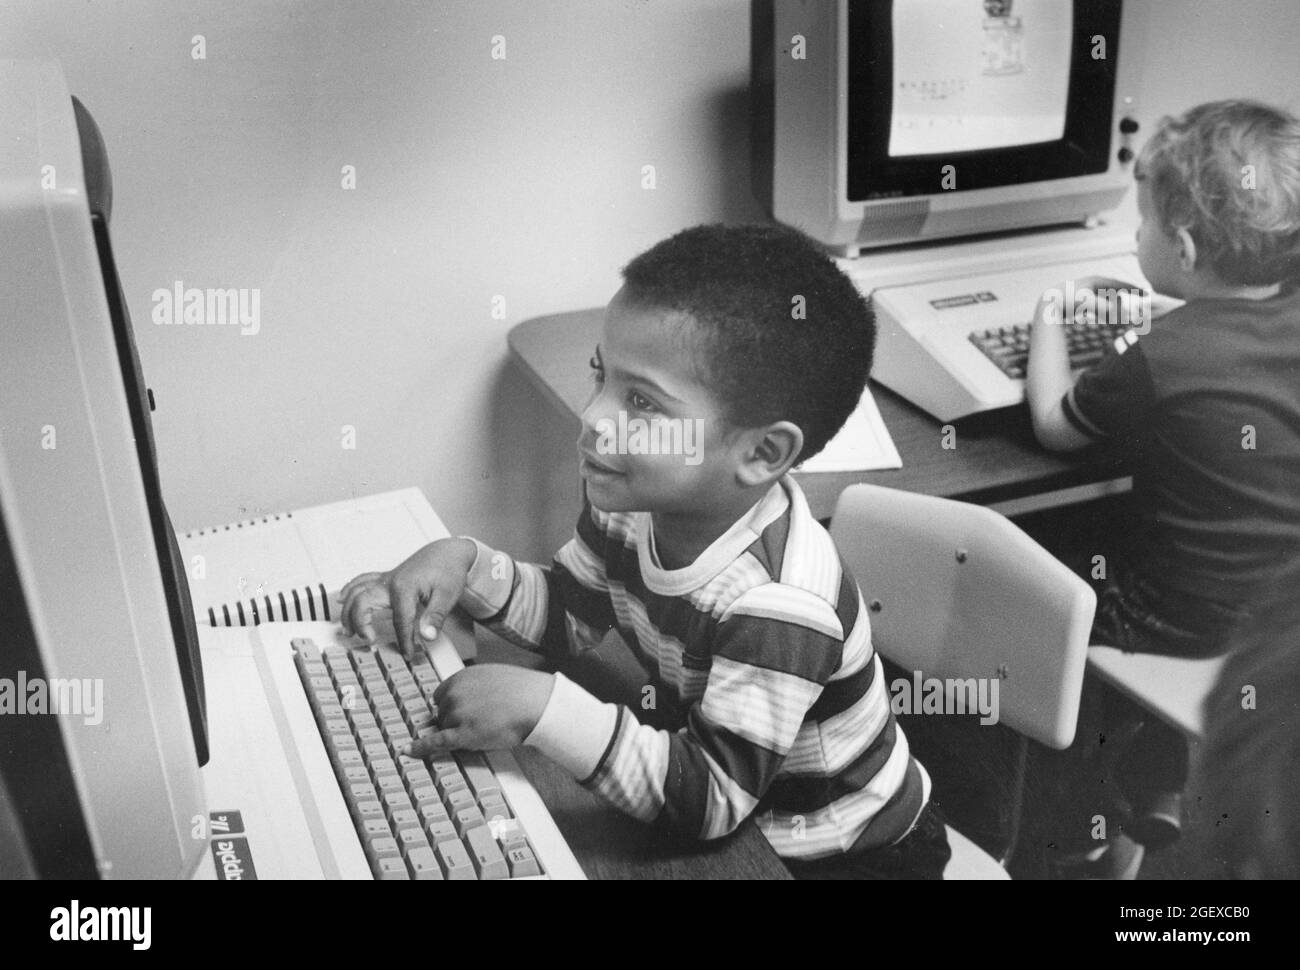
[0, 60, 208, 879]
[753, 0, 1149, 255]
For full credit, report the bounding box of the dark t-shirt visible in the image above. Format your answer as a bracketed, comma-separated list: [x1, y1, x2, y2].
[1061, 286, 1300, 604]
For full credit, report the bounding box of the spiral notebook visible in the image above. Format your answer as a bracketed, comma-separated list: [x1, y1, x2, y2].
[177, 487, 449, 629]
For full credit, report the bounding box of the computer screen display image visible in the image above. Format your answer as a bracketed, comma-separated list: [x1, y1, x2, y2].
[0, 60, 208, 879]
[755, 0, 1147, 254]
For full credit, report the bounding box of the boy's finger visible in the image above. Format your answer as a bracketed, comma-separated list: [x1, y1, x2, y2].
[417, 585, 461, 645]
[403, 728, 461, 759]
[339, 572, 383, 602]
[391, 584, 418, 658]
[357, 610, 377, 646]
[341, 587, 382, 640]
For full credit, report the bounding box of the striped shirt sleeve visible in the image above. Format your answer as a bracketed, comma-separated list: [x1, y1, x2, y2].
[539, 584, 846, 840]
[457, 502, 618, 662]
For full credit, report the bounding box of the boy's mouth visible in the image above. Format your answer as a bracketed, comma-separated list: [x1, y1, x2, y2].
[578, 450, 624, 478]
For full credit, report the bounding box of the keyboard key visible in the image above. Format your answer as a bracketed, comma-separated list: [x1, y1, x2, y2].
[437, 771, 469, 796]
[506, 845, 541, 878]
[390, 808, 421, 832]
[478, 794, 511, 822]
[403, 764, 434, 788]
[349, 781, 378, 804]
[352, 799, 385, 824]
[454, 807, 486, 839]
[458, 755, 501, 799]
[365, 834, 399, 862]
[363, 818, 393, 840]
[376, 773, 406, 794]
[335, 748, 364, 768]
[377, 857, 409, 880]
[383, 786, 414, 812]
[445, 788, 476, 813]
[405, 846, 443, 880]
[410, 784, 440, 807]
[426, 820, 459, 848]
[418, 801, 450, 827]
[323, 649, 351, 671]
[382, 721, 410, 746]
[465, 826, 509, 880]
[292, 638, 322, 663]
[436, 841, 476, 881]
[398, 826, 431, 852]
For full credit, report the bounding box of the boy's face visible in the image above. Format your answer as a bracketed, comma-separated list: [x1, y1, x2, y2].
[1135, 179, 1189, 298]
[577, 289, 749, 517]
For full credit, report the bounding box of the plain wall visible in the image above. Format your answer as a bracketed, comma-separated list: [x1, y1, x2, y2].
[3, 0, 1299, 565]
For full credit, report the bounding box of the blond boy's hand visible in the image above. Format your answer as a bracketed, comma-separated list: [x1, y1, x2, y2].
[338, 537, 477, 656]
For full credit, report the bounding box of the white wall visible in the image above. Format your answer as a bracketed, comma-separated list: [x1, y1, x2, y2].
[3, 0, 1298, 563]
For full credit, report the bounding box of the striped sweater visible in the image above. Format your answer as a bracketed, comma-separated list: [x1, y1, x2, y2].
[458, 476, 932, 861]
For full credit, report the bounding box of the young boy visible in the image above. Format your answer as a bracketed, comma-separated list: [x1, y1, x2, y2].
[339, 224, 951, 878]
[1026, 100, 1300, 874]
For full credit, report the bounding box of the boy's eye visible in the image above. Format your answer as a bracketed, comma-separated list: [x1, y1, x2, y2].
[628, 390, 657, 412]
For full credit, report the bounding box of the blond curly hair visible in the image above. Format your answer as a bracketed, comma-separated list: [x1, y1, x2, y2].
[1137, 100, 1300, 286]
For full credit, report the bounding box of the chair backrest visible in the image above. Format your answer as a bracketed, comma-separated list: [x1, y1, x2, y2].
[830, 484, 1095, 749]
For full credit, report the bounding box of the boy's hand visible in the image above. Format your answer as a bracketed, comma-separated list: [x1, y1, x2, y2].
[338, 537, 478, 656]
[403, 665, 555, 755]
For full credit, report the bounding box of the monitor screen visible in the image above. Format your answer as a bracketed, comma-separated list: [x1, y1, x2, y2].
[888, 0, 1073, 158]
[846, 0, 1122, 202]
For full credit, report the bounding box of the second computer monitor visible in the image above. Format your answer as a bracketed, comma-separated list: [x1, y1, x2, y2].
[754, 0, 1149, 255]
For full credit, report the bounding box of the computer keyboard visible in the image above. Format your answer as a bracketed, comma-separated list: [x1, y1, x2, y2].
[968, 321, 1135, 380]
[291, 636, 544, 880]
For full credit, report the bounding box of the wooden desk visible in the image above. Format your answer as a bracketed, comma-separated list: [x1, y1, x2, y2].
[514, 747, 792, 880]
[509, 309, 1132, 518]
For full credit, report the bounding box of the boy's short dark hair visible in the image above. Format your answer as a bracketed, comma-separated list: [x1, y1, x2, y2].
[1137, 99, 1300, 286]
[620, 223, 875, 463]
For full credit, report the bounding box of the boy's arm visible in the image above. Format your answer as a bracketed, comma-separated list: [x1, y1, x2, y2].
[457, 502, 618, 663]
[525, 586, 848, 840]
[1026, 294, 1094, 452]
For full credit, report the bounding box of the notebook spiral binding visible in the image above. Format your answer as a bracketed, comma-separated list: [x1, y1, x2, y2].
[206, 583, 332, 628]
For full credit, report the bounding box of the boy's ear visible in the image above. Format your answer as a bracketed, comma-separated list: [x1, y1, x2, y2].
[737, 421, 803, 487]
[1175, 226, 1198, 273]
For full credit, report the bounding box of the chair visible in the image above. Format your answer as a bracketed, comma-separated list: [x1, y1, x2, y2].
[830, 484, 1096, 879]
[1086, 648, 1225, 739]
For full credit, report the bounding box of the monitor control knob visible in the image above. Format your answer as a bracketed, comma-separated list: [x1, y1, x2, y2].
[1119, 117, 1140, 134]
[1118, 147, 1135, 163]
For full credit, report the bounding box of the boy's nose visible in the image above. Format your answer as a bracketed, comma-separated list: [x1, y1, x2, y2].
[579, 386, 615, 435]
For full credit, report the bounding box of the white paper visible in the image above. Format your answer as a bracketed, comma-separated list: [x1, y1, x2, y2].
[797, 384, 902, 473]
